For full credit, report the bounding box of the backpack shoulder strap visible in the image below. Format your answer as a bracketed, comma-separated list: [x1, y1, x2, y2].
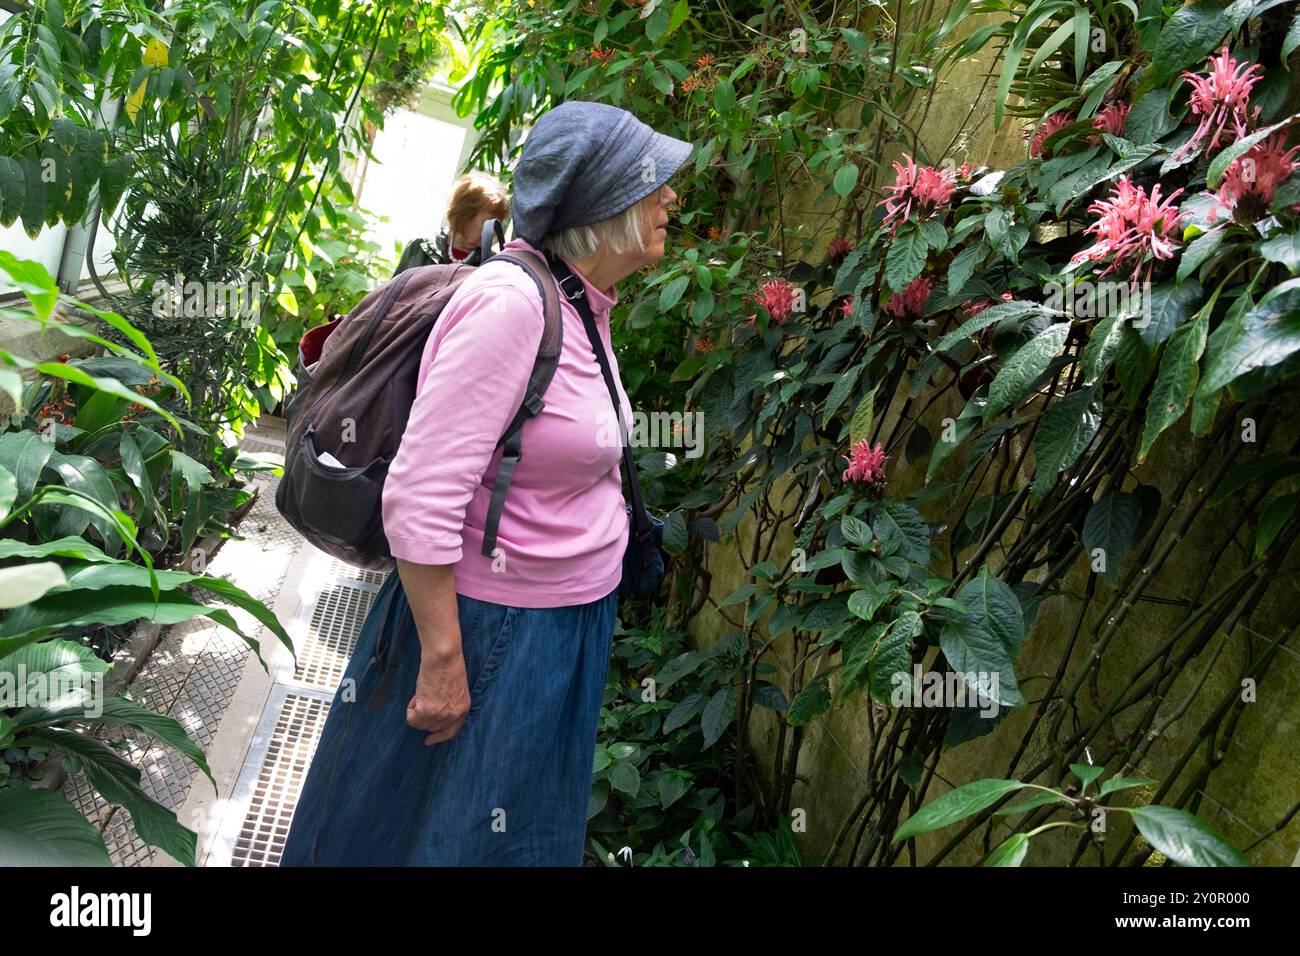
[477, 249, 564, 558]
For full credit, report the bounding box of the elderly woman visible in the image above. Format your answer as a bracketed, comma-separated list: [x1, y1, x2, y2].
[279, 101, 690, 867]
[394, 170, 511, 272]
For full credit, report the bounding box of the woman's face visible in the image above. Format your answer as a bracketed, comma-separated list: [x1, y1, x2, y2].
[637, 183, 678, 264]
[457, 210, 497, 249]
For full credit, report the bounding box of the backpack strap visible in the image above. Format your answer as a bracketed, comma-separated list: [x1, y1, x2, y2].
[478, 249, 563, 558]
[479, 218, 506, 262]
[546, 252, 658, 566]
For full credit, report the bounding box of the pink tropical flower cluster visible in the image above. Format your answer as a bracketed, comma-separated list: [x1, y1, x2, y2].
[1173, 46, 1264, 163]
[746, 278, 799, 327]
[1029, 111, 1075, 158]
[878, 155, 956, 233]
[1070, 175, 1183, 284]
[882, 276, 933, 319]
[842, 438, 889, 493]
[827, 235, 854, 261]
[1208, 133, 1300, 224]
[1088, 101, 1130, 145]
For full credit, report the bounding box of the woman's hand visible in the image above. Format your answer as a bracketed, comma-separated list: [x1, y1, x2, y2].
[407, 650, 470, 745]
[395, 559, 469, 745]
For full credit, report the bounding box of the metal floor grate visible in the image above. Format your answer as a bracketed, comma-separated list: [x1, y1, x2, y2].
[231, 690, 332, 867]
[323, 557, 389, 589]
[295, 583, 379, 688]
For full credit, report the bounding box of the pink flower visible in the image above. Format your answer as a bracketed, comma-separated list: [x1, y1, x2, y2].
[1088, 101, 1130, 145]
[1029, 111, 1075, 158]
[1208, 133, 1300, 224]
[753, 278, 798, 324]
[840, 295, 854, 318]
[827, 235, 854, 262]
[1173, 47, 1264, 163]
[958, 162, 975, 181]
[964, 291, 1014, 318]
[878, 155, 956, 233]
[1070, 175, 1183, 284]
[842, 438, 889, 493]
[882, 276, 933, 320]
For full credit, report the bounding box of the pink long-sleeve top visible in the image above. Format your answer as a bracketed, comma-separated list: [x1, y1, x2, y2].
[381, 237, 632, 608]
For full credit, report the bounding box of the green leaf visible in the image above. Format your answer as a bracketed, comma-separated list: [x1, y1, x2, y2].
[28, 728, 197, 866]
[1033, 388, 1102, 499]
[1151, 1, 1230, 86]
[0, 536, 114, 564]
[1124, 88, 1178, 146]
[984, 323, 1070, 422]
[1255, 495, 1296, 558]
[1099, 776, 1157, 797]
[0, 430, 55, 500]
[0, 561, 66, 609]
[833, 162, 859, 197]
[1200, 287, 1300, 395]
[663, 692, 706, 733]
[608, 761, 640, 796]
[983, 833, 1030, 866]
[1115, 335, 1157, 417]
[0, 464, 14, 519]
[786, 678, 831, 726]
[46, 452, 121, 544]
[996, 789, 1073, 815]
[893, 778, 1028, 842]
[1138, 311, 1208, 462]
[939, 569, 1027, 708]
[885, 225, 927, 293]
[1285, 10, 1300, 60]
[1259, 230, 1300, 272]
[700, 687, 735, 748]
[873, 502, 930, 564]
[1070, 763, 1105, 792]
[1209, 455, 1300, 507]
[658, 274, 690, 311]
[168, 450, 213, 491]
[0, 788, 112, 866]
[1128, 805, 1251, 867]
[1178, 227, 1226, 284]
[1082, 491, 1142, 585]
[0, 156, 23, 228]
[868, 612, 920, 701]
[841, 515, 873, 547]
[947, 244, 982, 297]
[847, 383, 878, 444]
[933, 300, 1047, 354]
[658, 772, 688, 809]
[1, 586, 251, 646]
[1135, 280, 1202, 350]
[1081, 312, 1125, 382]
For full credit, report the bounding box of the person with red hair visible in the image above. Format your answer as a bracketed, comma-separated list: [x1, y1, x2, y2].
[394, 170, 511, 272]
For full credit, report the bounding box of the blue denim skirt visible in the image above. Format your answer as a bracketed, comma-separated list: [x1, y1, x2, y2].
[279, 573, 618, 866]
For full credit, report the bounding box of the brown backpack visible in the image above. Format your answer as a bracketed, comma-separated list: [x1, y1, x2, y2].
[275, 247, 563, 570]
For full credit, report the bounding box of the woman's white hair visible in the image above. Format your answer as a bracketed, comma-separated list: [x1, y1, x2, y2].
[541, 195, 648, 261]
